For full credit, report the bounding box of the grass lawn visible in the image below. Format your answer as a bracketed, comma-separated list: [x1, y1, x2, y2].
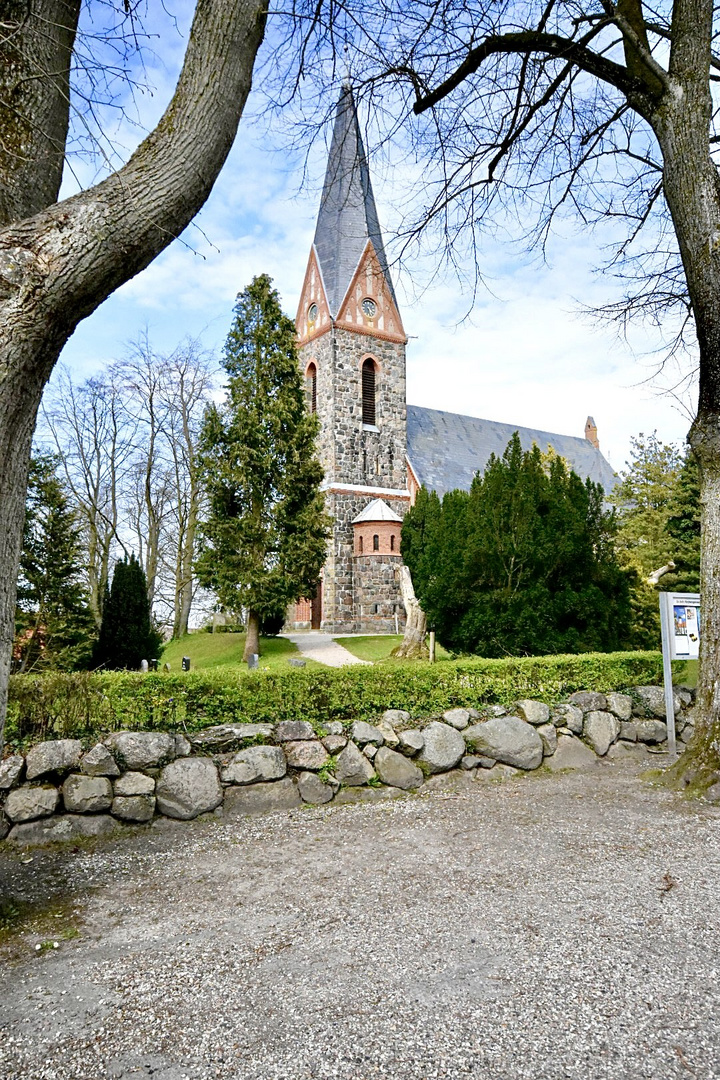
[161, 632, 312, 673]
[334, 634, 452, 663]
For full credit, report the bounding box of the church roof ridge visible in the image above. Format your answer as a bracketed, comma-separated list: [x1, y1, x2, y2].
[313, 85, 398, 317]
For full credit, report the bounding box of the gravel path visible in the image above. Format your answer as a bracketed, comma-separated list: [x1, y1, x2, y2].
[283, 632, 371, 666]
[1, 756, 719, 1080]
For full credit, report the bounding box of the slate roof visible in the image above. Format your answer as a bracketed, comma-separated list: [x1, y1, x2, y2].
[352, 498, 404, 524]
[313, 85, 398, 316]
[406, 405, 618, 498]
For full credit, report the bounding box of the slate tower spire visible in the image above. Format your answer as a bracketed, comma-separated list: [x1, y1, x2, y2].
[294, 85, 409, 633]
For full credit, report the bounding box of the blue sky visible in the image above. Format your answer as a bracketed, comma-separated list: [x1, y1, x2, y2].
[56, 4, 695, 473]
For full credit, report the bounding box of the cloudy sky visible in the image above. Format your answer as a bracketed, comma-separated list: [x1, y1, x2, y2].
[55, 5, 696, 475]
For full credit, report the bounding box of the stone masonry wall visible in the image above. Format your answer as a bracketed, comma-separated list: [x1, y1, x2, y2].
[0, 684, 698, 848]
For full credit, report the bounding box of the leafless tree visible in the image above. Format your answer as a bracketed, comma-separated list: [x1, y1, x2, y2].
[0, 0, 267, 746]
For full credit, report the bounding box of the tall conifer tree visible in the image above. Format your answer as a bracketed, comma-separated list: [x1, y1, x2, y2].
[93, 555, 162, 670]
[196, 275, 330, 661]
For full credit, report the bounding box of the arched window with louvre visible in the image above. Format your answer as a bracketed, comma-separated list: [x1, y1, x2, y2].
[305, 362, 317, 414]
[361, 358, 376, 426]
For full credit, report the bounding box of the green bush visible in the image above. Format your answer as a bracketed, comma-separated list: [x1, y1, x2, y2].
[5, 651, 664, 750]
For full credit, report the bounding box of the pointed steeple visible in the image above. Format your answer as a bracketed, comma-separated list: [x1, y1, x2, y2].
[313, 85, 398, 316]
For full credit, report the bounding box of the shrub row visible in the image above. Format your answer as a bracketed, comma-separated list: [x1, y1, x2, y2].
[5, 651, 664, 749]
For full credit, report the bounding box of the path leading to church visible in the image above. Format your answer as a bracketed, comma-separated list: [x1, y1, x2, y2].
[283, 631, 371, 667]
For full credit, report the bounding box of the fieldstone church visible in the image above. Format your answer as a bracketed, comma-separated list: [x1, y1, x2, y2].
[290, 87, 617, 634]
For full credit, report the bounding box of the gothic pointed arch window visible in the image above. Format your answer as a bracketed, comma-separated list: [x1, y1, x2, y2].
[305, 362, 317, 414]
[362, 358, 376, 426]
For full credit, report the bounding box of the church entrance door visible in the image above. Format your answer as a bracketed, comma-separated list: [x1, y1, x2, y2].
[311, 583, 322, 630]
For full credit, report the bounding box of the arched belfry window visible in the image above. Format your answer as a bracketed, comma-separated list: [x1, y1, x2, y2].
[362, 358, 376, 426]
[305, 362, 317, 414]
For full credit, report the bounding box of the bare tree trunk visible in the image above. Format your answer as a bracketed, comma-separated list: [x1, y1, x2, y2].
[0, 0, 267, 748]
[244, 610, 261, 662]
[392, 565, 428, 659]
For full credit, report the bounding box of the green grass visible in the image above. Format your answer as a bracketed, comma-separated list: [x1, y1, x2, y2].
[334, 634, 452, 663]
[674, 659, 698, 689]
[161, 632, 312, 673]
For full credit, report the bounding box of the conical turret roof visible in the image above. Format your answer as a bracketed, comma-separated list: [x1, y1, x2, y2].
[313, 84, 398, 316]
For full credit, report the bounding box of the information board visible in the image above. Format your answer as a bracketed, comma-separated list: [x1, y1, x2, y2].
[659, 591, 701, 758]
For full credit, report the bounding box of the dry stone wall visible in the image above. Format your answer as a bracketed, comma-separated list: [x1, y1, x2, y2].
[0, 684, 697, 847]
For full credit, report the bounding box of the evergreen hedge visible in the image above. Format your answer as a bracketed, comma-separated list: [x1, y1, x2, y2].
[5, 651, 664, 749]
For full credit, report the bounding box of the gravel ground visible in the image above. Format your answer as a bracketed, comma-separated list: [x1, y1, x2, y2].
[1, 754, 719, 1080]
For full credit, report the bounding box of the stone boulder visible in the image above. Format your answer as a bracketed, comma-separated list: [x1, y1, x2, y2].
[635, 719, 669, 744]
[382, 709, 410, 727]
[374, 747, 424, 791]
[619, 721, 638, 742]
[275, 720, 316, 742]
[114, 772, 156, 796]
[105, 732, 176, 771]
[567, 691, 608, 712]
[111, 795, 156, 822]
[322, 734, 347, 754]
[80, 744, 120, 778]
[25, 739, 82, 780]
[632, 686, 683, 719]
[188, 723, 274, 751]
[544, 734, 598, 772]
[156, 758, 222, 820]
[582, 711, 620, 756]
[605, 693, 633, 721]
[550, 705, 584, 734]
[463, 716, 543, 771]
[62, 774, 113, 813]
[334, 741, 375, 786]
[536, 724, 557, 756]
[483, 705, 509, 718]
[6, 814, 120, 845]
[351, 720, 384, 746]
[4, 784, 60, 823]
[442, 708, 471, 730]
[297, 772, 336, 805]
[363, 744, 378, 760]
[0, 755, 24, 789]
[515, 700, 550, 726]
[376, 720, 400, 748]
[221, 745, 286, 785]
[283, 741, 329, 771]
[324, 721, 345, 736]
[224, 778, 301, 815]
[418, 722, 466, 774]
[398, 730, 424, 756]
[174, 735, 192, 757]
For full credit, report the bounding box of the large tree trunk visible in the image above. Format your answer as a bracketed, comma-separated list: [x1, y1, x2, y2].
[244, 611, 261, 662]
[0, 0, 267, 748]
[392, 565, 428, 659]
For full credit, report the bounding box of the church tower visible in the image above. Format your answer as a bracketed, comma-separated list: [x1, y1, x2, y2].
[294, 85, 409, 632]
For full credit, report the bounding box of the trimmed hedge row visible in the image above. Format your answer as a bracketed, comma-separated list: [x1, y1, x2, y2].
[4, 651, 665, 749]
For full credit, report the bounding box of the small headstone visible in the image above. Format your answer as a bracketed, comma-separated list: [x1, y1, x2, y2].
[288, 657, 306, 668]
[248, 653, 259, 669]
[140, 659, 149, 673]
[149, 659, 159, 671]
[163, 662, 171, 672]
[181, 656, 191, 672]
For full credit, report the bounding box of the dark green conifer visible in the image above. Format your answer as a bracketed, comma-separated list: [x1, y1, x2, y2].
[93, 554, 162, 670]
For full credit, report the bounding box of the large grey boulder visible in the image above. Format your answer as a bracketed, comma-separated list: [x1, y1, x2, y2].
[550, 704, 584, 734]
[4, 784, 60, 822]
[635, 719, 669, 744]
[283, 741, 329, 771]
[6, 814, 120, 845]
[543, 735, 598, 772]
[334, 741, 375, 785]
[382, 709, 410, 726]
[418, 722, 466, 774]
[583, 711, 620, 756]
[398, 730, 424, 756]
[224, 778, 301, 815]
[80, 744, 120, 778]
[25, 739, 82, 780]
[114, 772, 156, 796]
[463, 716, 543, 770]
[374, 747, 423, 791]
[515, 700, 550, 726]
[111, 795, 156, 822]
[619, 721, 638, 742]
[275, 720, 316, 742]
[155, 758, 222, 820]
[297, 772, 336, 805]
[606, 693, 633, 721]
[442, 708, 471, 730]
[567, 691, 607, 712]
[189, 723, 274, 751]
[0, 755, 24, 789]
[62, 774, 113, 813]
[632, 686, 681, 719]
[536, 724, 557, 756]
[351, 720, 384, 745]
[221, 745, 286, 785]
[105, 732, 176, 771]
